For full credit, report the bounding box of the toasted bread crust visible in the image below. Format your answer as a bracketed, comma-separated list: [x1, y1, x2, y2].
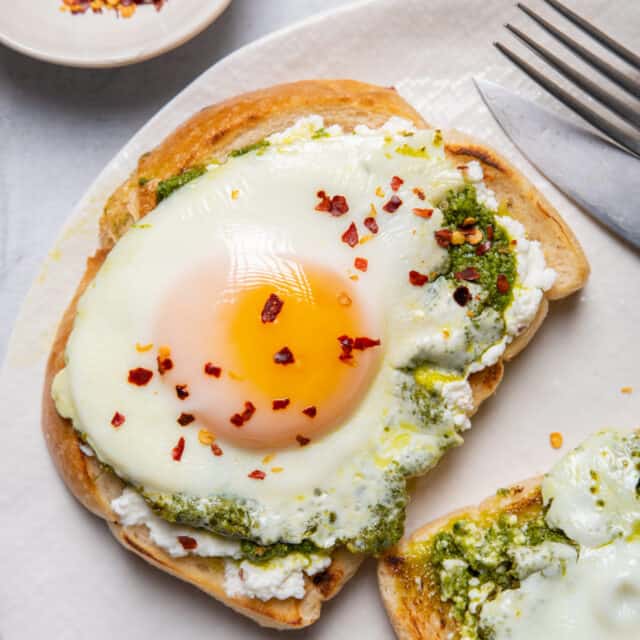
[378, 478, 544, 640]
[42, 79, 588, 628]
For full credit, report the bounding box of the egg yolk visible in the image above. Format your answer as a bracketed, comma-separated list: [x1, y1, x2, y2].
[154, 256, 381, 449]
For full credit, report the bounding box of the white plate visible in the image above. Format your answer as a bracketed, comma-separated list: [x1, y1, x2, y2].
[2, 0, 638, 638]
[0, 0, 231, 68]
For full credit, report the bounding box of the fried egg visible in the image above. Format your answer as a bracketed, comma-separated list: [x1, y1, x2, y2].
[53, 116, 551, 550]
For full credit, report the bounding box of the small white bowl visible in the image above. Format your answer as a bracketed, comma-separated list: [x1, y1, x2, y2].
[0, 0, 232, 68]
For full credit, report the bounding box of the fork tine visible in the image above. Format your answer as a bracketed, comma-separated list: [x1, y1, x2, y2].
[494, 42, 640, 157]
[544, 0, 640, 70]
[517, 3, 640, 98]
[505, 23, 640, 130]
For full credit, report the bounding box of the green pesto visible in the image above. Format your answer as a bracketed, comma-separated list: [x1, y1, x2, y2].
[143, 490, 254, 539]
[229, 139, 270, 157]
[441, 186, 517, 313]
[311, 128, 330, 139]
[428, 513, 573, 639]
[240, 539, 322, 564]
[347, 474, 407, 554]
[156, 166, 206, 203]
[404, 379, 445, 429]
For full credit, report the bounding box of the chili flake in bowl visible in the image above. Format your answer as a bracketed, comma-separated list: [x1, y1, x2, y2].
[60, 0, 166, 19]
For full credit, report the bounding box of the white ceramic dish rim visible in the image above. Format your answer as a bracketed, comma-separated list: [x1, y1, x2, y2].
[0, 0, 232, 68]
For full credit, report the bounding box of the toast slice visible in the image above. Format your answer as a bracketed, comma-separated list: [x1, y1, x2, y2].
[42, 79, 589, 628]
[378, 478, 544, 640]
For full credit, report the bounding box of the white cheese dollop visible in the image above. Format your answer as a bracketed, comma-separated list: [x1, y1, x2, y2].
[223, 553, 331, 601]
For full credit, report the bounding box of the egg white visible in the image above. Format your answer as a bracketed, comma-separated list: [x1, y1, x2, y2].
[54, 117, 547, 547]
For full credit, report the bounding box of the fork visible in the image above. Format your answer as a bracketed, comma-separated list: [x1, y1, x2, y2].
[494, 0, 640, 156]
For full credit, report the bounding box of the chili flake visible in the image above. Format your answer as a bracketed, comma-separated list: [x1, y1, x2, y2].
[409, 270, 429, 286]
[261, 293, 284, 323]
[248, 469, 266, 480]
[204, 362, 222, 377]
[296, 434, 311, 447]
[175, 384, 189, 400]
[455, 267, 481, 282]
[353, 336, 381, 350]
[315, 190, 349, 216]
[172, 437, 185, 461]
[435, 229, 452, 248]
[476, 241, 492, 256]
[549, 432, 564, 449]
[128, 367, 153, 386]
[341, 222, 359, 247]
[198, 429, 214, 445]
[382, 195, 402, 213]
[302, 406, 317, 418]
[375, 186, 385, 198]
[177, 413, 195, 426]
[354, 257, 368, 272]
[390, 176, 404, 191]
[453, 286, 471, 307]
[273, 346, 295, 365]
[211, 443, 224, 456]
[412, 208, 433, 219]
[364, 216, 379, 234]
[157, 357, 173, 374]
[272, 398, 290, 410]
[338, 334, 354, 361]
[496, 274, 510, 293]
[111, 412, 126, 428]
[487, 225, 494, 240]
[412, 187, 426, 200]
[177, 536, 197, 551]
[230, 401, 256, 427]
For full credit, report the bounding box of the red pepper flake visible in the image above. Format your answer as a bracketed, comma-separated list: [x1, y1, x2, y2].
[353, 336, 381, 350]
[177, 412, 195, 426]
[273, 346, 295, 365]
[175, 384, 189, 400]
[172, 437, 185, 461]
[412, 208, 433, 219]
[487, 225, 494, 241]
[111, 411, 126, 428]
[476, 241, 492, 256]
[496, 274, 511, 294]
[302, 406, 317, 418]
[341, 222, 359, 248]
[390, 176, 404, 191]
[455, 267, 481, 282]
[413, 187, 426, 200]
[363, 217, 379, 234]
[382, 195, 403, 213]
[157, 356, 173, 375]
[177, 535, 197, 550]
[272, 398, 290, 411]
[338, 334, 354, 361]
[315, 190, 349, 216]
[230, 401, 256, 427]
[128, 367, 153, 386]
[248, 469, 266, 480]
[296, 434, 311, 447]
[409, 270, 429, 286]
[211, 443, 224, 456]
[354, 257, 368, 272]
[204, 362, 222, 377]
[434, 229, 452, 248]
[453, 286, 471, 307]
[261, 293, 284, 323]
